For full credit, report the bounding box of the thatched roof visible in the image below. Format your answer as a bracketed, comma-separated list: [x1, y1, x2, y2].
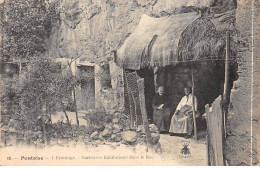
[179, 17, 237, 64]
[115, 12, 237, 70]
[115, 12, 200, 70]
[178, 18, 223, 62]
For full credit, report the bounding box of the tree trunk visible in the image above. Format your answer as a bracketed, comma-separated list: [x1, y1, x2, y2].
[39, 102, 47, 147]
[47, 101, 52, 125]
[41, 116, 47, 147]
[73, 87, 79, 126]
[61, 102, 70, 125]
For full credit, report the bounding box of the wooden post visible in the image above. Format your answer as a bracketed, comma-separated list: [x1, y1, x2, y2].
[212, 96, 224, 165]
[73, 87, 79, 126]
[191, 68, 197, 140]
[137, 78, 152, 148]
[41, 116, 47, 147]
[223, 31, 230, 138]
[153, 66, 159, 92]
[205, 104, 211, 165]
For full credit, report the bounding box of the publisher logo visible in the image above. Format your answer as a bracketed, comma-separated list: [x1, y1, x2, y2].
[179, 141, 191, 158]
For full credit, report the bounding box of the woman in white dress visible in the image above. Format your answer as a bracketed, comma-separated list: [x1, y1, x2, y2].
[169, 87, 197, 139]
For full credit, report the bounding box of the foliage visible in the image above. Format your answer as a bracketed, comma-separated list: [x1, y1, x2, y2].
[1, 74, 20, 116]
[1, 55, 76, 131]
[48, 124, 92, 140]
[83, 109, 113, 132]
[1, 0, 59, 62]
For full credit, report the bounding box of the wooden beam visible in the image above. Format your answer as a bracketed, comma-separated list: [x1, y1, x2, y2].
[223, 31, 230, 138]
[137, 78, 152, 148]
[205, 104, 211, 165]
[153, 66, 159, 92]
[191, 68, 198, 140]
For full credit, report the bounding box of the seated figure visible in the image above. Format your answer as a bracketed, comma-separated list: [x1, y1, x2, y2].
[152, 86, 171, 133]
[169, 87, 198, 139]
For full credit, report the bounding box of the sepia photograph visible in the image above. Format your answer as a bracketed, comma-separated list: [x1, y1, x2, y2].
[0, 0, 259, 166]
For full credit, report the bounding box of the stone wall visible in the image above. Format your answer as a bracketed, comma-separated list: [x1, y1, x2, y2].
[224, 0, 259, 166]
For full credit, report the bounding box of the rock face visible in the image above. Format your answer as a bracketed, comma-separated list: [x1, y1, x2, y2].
[49, 0, 216, 62]
[224, 0, 259, 166]
[121, 131, 138, 143]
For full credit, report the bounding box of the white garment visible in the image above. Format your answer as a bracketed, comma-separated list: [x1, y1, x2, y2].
[176, 94, 198, 111]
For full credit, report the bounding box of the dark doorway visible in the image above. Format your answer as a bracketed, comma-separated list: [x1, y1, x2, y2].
[76, 65, 95, 110]
[157, 61, 238, 130]
[137, 68, 155, 122]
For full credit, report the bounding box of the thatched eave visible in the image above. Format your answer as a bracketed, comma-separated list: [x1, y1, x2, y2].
[115, 11, 237, 70]
[115, 12, 200, 70]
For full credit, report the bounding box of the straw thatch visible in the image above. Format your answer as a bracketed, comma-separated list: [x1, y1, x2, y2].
[178, 18, 224, 62]
[115, 12, 199, 70]
[115, 11, 237, 70]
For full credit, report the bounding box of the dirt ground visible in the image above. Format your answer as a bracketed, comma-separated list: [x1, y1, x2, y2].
[0, 112, 207, 166]
[0, 131, 207, 166]
[159, 132, 207, 165]
[49, 111, 207, 165]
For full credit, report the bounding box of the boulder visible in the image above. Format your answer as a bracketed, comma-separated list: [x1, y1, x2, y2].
[124, 119, 131, 130]
[151, 133, 160, 144]
[119, 119, 126, 128]
[137, 136, 145, 143]
[112, 118, 119, 124]
[149, 124, 159, 133]
[136, 125, 144, 133]
[113, 112, 121, 119]
[102, 128, 112, 137]
[112, 124, 122, 133]
[98, 134, 105, 141]
[115, 134, 122, 142]
[105, 124, 112, 130]
[90, 131, 99, 140]
[111, 134, 117, 140]
[121, 131, 137, 143]
[93, 125, 104, 131]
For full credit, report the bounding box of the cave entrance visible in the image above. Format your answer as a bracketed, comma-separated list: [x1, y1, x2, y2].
[156, 61, 238, 132]
[123, 60, 238, 134]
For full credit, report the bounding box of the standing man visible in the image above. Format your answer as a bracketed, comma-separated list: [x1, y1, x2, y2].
[152, 86, 171, 133]
[169, 87, 198, 139]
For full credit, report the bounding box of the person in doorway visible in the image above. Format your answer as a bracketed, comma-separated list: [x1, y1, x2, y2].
[152, 86, 171, 134]
[169, 87, 198, 139]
